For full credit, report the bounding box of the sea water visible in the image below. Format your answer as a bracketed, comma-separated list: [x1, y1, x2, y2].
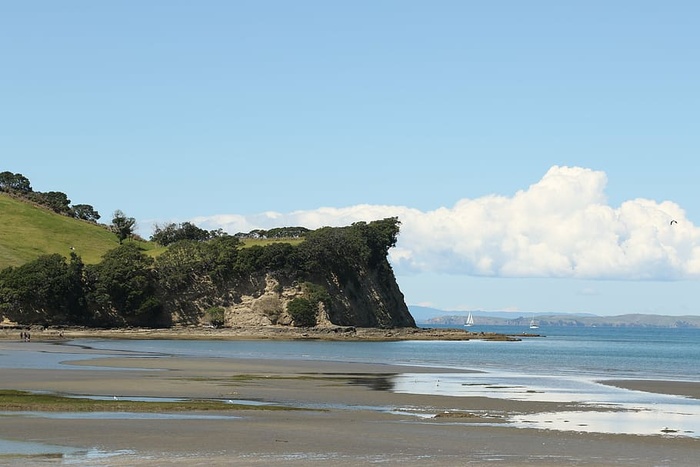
[4, 326, 700, 438]
[65, 326, 700, 437]
[69, 325, 700, 382]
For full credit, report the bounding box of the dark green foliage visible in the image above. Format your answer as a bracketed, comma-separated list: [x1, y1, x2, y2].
[205, 236, 242, 285]
[151, 222, 215, 246]
[154, 240, 213, 293]
[230, 242, 296, 278]
[86, 243, 161, 326]
[72, 204, 101, 222]
[354, 217, 400, 266]
[0, 171, 32, 193]
[241, 242, 295, 274]
[235, 226, 310, 239]
[233, 245, 266, 276]
[157, 236, 242, 286]
[110, 210, 136, 244]
[303, 281, 331, 308]
[266, 226, 310, 238]
[65, 252, 90, 323]
[287, 297, 317, 327]
[0, 253, 86, 325]
[28, 191, 72, 215]
[285, 282, 331, 327]
[0, 216, 405, 328]
[297, 217, 400, 280]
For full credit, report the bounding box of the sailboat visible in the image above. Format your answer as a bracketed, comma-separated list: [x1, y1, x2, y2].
[529, 316, 539, 329]
[464, 312, 474, 327]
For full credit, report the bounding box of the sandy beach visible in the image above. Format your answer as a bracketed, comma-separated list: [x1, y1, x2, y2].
[0, 333, 698, 466]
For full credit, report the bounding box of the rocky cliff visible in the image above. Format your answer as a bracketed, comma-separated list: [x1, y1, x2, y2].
[0, 214, 415, 329]
[218, 266, 414, 329]
[165, 218, 416, 329]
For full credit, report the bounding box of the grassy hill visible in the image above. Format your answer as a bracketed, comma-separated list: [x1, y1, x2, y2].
[0, 193, 304, 270]
[0, 193, 156, 269]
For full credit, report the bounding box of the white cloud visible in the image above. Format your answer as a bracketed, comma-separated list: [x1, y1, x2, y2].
[190, 166, 700, 281]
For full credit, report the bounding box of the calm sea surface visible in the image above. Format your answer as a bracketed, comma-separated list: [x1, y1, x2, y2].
[70, 325, 700, 382]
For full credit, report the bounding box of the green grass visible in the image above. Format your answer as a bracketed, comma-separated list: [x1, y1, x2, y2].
[0, 193, 156, 269]
[239, 237, 304, 248]
[0, 193, 303, 270]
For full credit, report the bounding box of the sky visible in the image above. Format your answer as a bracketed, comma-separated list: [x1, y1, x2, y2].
[2, 1, 699, 316]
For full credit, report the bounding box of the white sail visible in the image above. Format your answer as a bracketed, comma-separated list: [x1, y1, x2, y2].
[465, 312, 474, 327]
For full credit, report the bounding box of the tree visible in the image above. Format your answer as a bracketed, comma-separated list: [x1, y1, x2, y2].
[154, 240, 210, 293]
[86, 243, 161, 326]
[33, 191, 71, 214]
[205, 306, 225, 327]
[72, 204, 101, 222]
[0, 254, 85, 325]
[0, 171, 32, 193]
[110, 210, 136, 244]
[266, 226, 310, 238]
[287, 297, 317, 327]
[151, 221, 211, 246]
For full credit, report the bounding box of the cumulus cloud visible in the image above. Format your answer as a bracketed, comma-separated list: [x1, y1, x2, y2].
[191, 166, 700, 281]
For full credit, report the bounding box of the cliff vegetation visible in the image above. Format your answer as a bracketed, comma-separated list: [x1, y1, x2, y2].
[0, 172, 414, 329]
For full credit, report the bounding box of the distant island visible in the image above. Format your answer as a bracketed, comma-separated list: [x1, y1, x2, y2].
[410, 306, 700, 328]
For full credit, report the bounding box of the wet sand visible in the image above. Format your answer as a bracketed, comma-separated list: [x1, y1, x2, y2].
[600, 379, 700, 400]
[0, 339, 698, 465]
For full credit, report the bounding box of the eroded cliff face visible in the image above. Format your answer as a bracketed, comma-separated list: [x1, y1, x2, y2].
[218, 264, 414, 328]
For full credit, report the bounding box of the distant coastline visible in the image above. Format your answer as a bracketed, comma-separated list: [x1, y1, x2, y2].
[410, 306, 700, 328]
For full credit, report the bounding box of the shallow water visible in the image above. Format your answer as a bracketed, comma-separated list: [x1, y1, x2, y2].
[68, 326, 700, 381]
[390, 371, 700, 437]
[0, 438, 135, 464]
[510, 409, 698, 437]
[2, 327, 700, 439]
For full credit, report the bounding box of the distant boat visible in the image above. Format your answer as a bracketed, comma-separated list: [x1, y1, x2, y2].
[529, 316, 539, 329]
[464, 312, 474, 327]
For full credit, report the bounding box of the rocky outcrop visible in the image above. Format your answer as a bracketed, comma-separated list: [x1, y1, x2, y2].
[167, 218, 416, 329]
[219, 268, 415, 329]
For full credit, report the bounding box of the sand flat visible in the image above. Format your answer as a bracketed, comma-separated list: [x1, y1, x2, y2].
[0, 339, 699, 465]
[599, 379, 700, 399]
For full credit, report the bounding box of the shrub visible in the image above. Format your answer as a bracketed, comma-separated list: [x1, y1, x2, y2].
[205, 306, 225, 327]
[287, 298, 316, 327]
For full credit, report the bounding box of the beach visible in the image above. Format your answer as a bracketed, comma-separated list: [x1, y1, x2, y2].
[0, 331, 698, 466]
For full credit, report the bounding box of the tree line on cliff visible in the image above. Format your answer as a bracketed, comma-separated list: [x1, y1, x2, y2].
[0, 215, 402, 329]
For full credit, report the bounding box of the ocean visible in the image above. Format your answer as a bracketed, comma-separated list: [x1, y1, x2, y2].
[71, 325, 700, 382]
[65, 325, 700, 438]
[2, 325, 699, 438]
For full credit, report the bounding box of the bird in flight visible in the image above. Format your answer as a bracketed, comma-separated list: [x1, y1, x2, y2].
[670, 220, 678, 225]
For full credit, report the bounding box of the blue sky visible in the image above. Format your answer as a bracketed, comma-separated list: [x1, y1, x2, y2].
[2, 1, 699, 316]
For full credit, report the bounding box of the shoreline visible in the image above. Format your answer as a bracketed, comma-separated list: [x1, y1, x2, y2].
[1, 337, 699, 465]
[0, 324, 529, 342]
[600, 379, 700, 399]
